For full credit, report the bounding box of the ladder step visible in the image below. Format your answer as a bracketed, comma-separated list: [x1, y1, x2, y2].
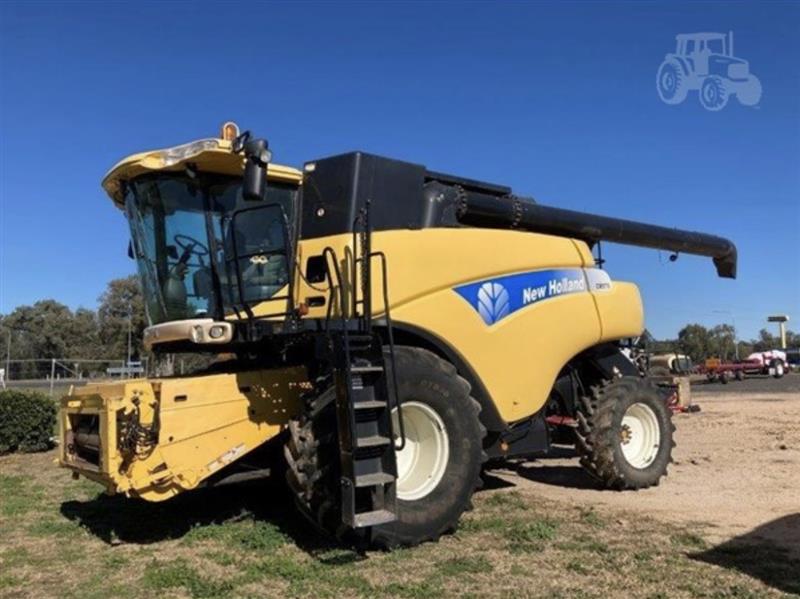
[356, 435, 392, 448]
[355, 472, 395, 487]
[353, 400, 387, 410]
[350, 365, 383, 374]
[353, 509, 397, 528]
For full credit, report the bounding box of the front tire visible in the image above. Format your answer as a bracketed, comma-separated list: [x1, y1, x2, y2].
[285, 346, 486, 548]
[372, 347, 486, 548]
[575, 377, 675, 489]
[700, 76, 730, 111]
[737, 75, 762, 106]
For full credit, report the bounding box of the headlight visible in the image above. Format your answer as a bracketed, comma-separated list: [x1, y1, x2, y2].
[728, 63, 748, 79]
[158, 139, 220, 167]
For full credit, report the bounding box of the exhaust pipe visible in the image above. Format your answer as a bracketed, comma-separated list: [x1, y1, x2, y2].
[456, 192, 737, 279]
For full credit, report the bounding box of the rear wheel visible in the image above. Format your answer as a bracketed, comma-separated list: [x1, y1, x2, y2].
[657, 60, 688, 104]
[772, 360, 785, 379]
[575, 377, 674, 489]
[285, 346, 486, 548]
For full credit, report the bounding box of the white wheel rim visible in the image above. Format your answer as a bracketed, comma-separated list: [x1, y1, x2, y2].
[620, 403, 661, 469]
[392, 401, 449, 501]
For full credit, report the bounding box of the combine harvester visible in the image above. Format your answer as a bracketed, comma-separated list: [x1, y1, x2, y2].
[60, 124, 737, 547]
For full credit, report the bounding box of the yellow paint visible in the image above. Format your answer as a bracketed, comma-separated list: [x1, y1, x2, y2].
[59, 368, 308, 501]
[87, 137, 646, 503]
[292, 229, 643, 422]
[102, 137, 301, 206]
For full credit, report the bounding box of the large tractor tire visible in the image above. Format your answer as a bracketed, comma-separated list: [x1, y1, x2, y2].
[700, 76, 730, 111]
[285, 346, 486, 548]
[575, 377, 674, 490]
[656, 60, 688, 105]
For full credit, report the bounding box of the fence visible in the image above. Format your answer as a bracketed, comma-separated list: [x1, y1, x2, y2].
[0, 358, 149, 396]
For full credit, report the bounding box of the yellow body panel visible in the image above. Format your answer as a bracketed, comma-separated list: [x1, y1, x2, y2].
[60, 368, 308, 501]
[294, 229, 644, 422]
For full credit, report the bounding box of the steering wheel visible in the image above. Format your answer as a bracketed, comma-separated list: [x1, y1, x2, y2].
[174, 234, 209, 258]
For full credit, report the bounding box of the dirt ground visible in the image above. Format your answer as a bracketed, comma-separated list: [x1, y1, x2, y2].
[490, 375, 800, 556]
[1, 375, 799, 598]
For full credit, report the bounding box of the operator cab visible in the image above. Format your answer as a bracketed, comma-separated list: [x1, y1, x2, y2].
[124, 173, 295, 323]
[102, 123, 302, 350]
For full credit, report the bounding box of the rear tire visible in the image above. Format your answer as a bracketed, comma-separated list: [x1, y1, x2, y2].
[772, 360, 785, 379]
[657, 60, 688, 104]
[285, 346, 486, 548]
[575, 377, 675, 490]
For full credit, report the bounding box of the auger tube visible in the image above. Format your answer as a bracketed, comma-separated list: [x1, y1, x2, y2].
[456, 192, 737, 278]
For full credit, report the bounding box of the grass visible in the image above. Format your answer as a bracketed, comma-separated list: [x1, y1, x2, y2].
[1, 452, 798, 599]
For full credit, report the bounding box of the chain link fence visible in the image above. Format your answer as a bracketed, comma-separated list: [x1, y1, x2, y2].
[0, 358, 149, 396]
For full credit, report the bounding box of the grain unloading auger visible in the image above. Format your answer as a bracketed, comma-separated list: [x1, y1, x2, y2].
[59, 125, 736, 548]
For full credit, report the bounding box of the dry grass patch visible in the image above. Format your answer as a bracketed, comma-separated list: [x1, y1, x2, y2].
[1, 452, 797, 598]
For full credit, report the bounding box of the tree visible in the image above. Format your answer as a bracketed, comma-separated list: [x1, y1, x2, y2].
[709, 324, 736, 360]
[677, 324, 711, 362]
[97, 276, 147, 361]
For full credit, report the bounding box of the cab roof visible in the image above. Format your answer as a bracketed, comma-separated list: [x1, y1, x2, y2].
[675, 32, 726, 40]
[102, 137, 302, 208]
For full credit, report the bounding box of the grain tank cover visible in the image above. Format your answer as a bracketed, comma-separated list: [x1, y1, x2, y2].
[300, 152, 508, 239]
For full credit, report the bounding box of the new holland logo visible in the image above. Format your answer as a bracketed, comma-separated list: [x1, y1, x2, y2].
[476, 282, 510, 325]
[454, 268, 607, 326]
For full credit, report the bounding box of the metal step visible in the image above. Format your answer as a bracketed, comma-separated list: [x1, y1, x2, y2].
[353, 509, 397, 528]
[355, 472, 395, 487]
[356, 435, 392, 448]
[353, 400, 388, 410]
[350, 365, 384, 374]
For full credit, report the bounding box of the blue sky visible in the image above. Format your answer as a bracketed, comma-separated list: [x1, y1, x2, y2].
[0, 1, 798, 340]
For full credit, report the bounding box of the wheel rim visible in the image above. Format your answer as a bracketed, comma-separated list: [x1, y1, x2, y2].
[619, 403, 661, 469]
[392, 401, 449, 501]
[703, 83, 718, 105]
[660, 69, 676, 96]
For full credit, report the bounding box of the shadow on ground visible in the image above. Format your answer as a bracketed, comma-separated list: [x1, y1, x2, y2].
[60, 477, 342, 556]
[498, 447, 600, 490]
[691, 513, 800, 595]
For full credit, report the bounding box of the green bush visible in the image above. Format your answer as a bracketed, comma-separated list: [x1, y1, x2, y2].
[0, 390, 56, 454]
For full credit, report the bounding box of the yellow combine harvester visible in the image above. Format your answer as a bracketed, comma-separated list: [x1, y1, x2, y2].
[60, 123, 736, 547]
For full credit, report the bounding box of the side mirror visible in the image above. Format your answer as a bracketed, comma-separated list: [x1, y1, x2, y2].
[242, 138, 272, 202]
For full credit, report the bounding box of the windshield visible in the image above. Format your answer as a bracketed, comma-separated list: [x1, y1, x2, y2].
[124, 173, 296, 325]
[706, 39, 725, 54]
